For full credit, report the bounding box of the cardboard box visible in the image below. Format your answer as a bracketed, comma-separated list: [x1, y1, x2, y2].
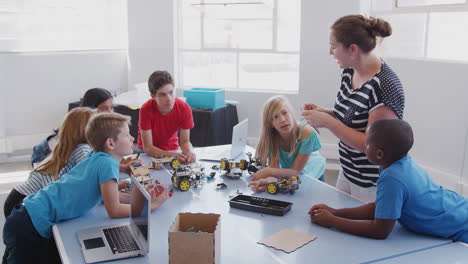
[169, 213, 220, 264]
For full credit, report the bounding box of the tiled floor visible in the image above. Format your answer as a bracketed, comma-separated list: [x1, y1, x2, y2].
[0, 160, 339, 256]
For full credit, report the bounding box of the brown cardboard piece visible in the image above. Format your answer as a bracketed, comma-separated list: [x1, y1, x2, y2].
[169, 213, 220, 264]
[150, 159, 162, 169]
[135, 176, 152, 184]
[257, 229, 317, 253]
[129, 164, 151, 176]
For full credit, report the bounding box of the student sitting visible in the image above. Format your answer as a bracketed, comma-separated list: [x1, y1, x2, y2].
[3, 113, 169, 264]
[137, 71, 196, 163]
[31, 88, 114, 165]
[3, 108, 96, 219]
[248, 95, 326, 192]
[4, 107, 136, 220]
[310, 119, 468, 243]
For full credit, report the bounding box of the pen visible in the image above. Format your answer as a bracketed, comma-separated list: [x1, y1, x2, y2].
[136, 152, 141, 159]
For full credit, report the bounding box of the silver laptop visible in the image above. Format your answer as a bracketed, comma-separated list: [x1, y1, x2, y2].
[198, 119, 248, 162]
[77, 175, 150, 263]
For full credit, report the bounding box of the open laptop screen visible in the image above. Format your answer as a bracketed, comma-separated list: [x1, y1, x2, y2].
[230, 119, 248, 159]
[197, 119, 248, 162]
[130, 176, 150, 252]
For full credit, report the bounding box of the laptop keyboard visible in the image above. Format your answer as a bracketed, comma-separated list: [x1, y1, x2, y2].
[103, 226, 140, 254]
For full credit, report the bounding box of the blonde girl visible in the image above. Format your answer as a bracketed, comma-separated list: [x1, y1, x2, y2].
[4, 107, 95, 218]
[248, 96, 326, 191]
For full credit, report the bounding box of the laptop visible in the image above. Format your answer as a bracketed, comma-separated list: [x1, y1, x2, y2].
[77, 175, 150, 263]
[198, 119, 248, 162]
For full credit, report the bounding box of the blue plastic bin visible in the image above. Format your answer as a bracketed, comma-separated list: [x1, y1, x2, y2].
[184, 88, 225, 110]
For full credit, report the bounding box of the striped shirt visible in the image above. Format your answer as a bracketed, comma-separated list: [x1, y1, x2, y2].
[334, 61, 405, 188]
[15, 144, 92, 196]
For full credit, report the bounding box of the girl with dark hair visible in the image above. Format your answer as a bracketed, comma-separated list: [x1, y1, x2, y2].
[81, 87, 114, 112]
[31, 88, 114, 165]
[301, 15, 405, 202]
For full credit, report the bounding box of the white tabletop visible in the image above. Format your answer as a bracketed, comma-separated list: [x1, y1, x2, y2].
[368, 242, 468, 264]
[53, 147, 452, 264]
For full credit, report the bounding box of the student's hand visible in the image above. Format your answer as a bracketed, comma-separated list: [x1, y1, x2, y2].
[167, 152, 188, 163]
[121, 156, 135, 166]
[118, 181, 129, 190]
[185, 151, 196, 163]
[310, 209, 336, 228]
[120, 157, 141, 174]
[147, 184, 169, 211]
[247, 177, 277, 192]
[247, 180, 267, 192]
[146, 184, 168, 199]
[251, 168, 271, 181]
[301, 110, 333, 128]
[309, 204, 337, 216]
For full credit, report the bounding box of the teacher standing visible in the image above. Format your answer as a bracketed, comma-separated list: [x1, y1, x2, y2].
[302, 15, 405, 202]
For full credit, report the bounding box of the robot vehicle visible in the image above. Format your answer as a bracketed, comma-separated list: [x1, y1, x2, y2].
[219, 158, 248, 178]
[266, 176, 301, 195]
[171, 165, 202, 191]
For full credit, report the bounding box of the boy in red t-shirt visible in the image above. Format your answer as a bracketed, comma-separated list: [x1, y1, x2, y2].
[137, 71, 196, 162]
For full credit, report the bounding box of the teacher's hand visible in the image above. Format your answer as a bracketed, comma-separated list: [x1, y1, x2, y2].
[303, 103, 330, 113]
[302, 103, 320, 111]
[301, 110, 332, 128]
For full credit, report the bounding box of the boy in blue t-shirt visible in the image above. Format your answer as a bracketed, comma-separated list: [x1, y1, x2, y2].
[3, 113, 170, 263]
[309, 119, 468, 242]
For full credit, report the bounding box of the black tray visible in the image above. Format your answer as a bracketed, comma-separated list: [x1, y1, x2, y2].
[229, 194, 293, 216]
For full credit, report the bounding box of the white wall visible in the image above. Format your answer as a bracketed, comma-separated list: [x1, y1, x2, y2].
[462, 132, 468, 194]
[0, 51, 128, 157]
[386, 58, 468, 193]
[0, 57, 7, 154]
[127, 0, 175, 88]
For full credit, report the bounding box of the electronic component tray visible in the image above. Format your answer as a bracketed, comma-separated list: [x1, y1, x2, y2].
[229, 194, 292, 216]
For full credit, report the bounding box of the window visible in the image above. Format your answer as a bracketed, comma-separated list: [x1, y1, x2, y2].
[0, 0, 17, 50]
[0, 0, 128, 52]
[370, 0, 468, 62]
[397, 0, 465, 7]
[177, 0, 301, 92]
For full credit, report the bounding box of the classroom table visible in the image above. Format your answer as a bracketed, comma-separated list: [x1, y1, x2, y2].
[53, 148, 452, 264]
[367, 242, 468, 264]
